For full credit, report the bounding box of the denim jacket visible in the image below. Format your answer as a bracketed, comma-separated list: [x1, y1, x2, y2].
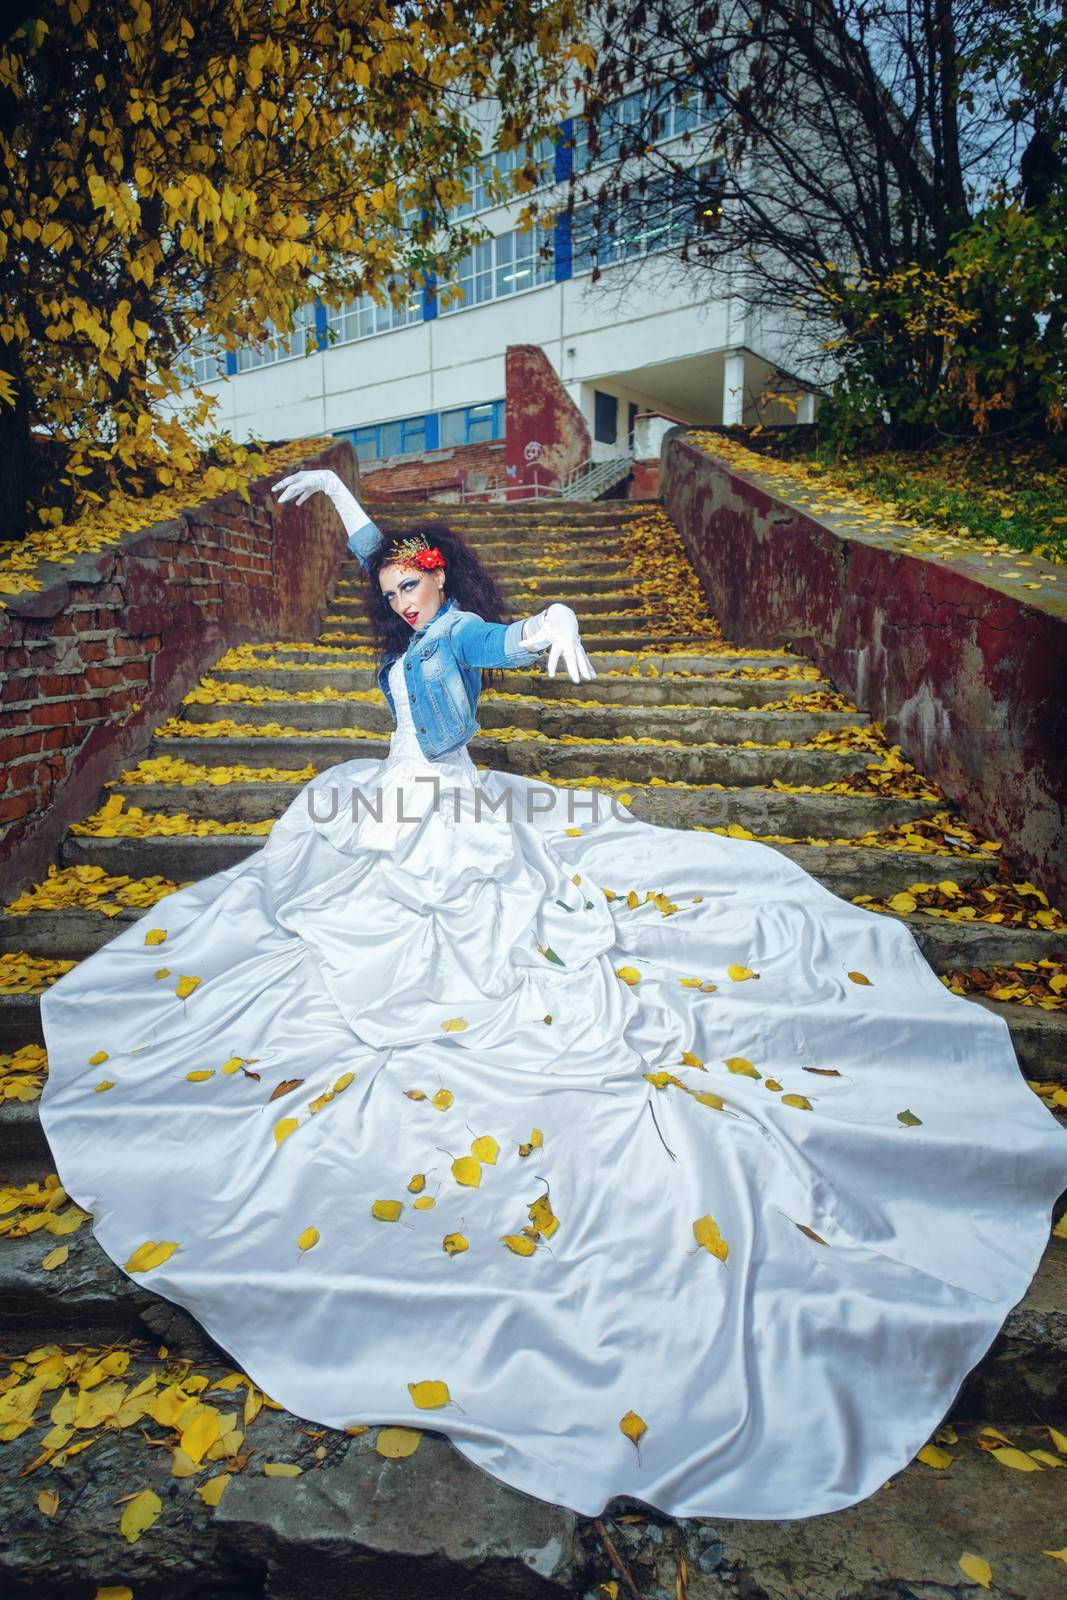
[346, 519, 545, 759]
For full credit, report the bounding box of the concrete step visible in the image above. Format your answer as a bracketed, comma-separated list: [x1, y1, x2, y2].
[328, 589, 648, 617]
[229, 645, 811, 678]
[144, 731, 876, 787]
[178, 696, 870, 747]
[205, 663, 831, 710]
[340, 555, 638, 581]
[318, 627, 752, 654]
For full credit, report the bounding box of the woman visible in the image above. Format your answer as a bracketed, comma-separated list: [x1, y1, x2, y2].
[38, 467, 1067, 1522]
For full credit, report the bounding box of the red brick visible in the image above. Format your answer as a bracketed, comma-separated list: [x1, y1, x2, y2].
[30, 702, 77, 727]
[39, 673, 85, 698]
[78, 640, 112, 663]
[0, 791, 36, 824]
[111, 636, 149, 659]
[39, 728, 69, 751]
[1, 647, 30, 671]
[120, 660, 150, 683]
[84, 665, 126, 690]
[3, 756, 42, 793]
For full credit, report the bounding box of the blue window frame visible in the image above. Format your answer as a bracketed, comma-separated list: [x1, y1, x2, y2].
[337, 400, 504, 461]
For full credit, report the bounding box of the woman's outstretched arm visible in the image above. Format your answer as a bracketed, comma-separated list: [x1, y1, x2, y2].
[272, 469, 383, 570]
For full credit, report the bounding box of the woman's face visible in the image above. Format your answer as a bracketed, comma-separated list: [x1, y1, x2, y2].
[378, 561, 446, 631]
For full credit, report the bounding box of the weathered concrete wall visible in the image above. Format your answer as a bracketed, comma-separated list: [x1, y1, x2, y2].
[0, 440, 358, 898]
[660, 433, 1067, 904]
[627, 460, 660, 499]
[505, 344, 590, 498]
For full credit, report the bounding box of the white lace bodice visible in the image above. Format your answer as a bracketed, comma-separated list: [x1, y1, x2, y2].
[385, 654, 476, 779]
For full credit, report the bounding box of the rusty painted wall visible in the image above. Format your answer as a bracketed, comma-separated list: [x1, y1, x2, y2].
[660, 433, 1067, 905]
[0, 439, 358, 898]
[504, 344, 591, 498]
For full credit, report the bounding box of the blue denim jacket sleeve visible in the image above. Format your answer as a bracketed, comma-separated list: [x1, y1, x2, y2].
[449, 610, 546, 670]
[345, 519, 383, 571]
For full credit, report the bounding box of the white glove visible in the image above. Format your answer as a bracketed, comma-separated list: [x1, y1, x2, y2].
[272, 468, 372, 539]
[521, 602, 597, 683]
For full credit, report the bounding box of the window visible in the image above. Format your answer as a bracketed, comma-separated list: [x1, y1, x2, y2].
[571, 69, 723, 176]
[440, 223, 554, 315]
[187, 336, 227, 384]
[235, 302, 317, 372]
[571, 164, 722, 275]
[325, 285, 422, 345]
[351, 426, 378, 462]
[628, 401, 638, 448]
[594, 390, 618, 445]
[440, 400, 505, 446]
[339, 401, 504, 460]
[446, 134, 556, 221]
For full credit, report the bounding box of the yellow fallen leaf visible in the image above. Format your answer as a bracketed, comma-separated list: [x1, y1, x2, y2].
[181, 1408, 221, 1465]
[693, 1213, 729, 1262]
[501, 1233, 537, 1255]
[847, 970, 872, 985]
[195, 1473, 230, 1506]
[175, 975, 201, 998]
[274, 1117, 299, 1147]
[917, 1443, 954, 1469]
[431, 1088, 453, 1110]
[470, 1135, 498, 1164]
[958, 1553, 992, 1589]
[94, 1079, 115, 1092]
[221, 1057, 245, 1075]
[688, 1089, 726, 1109]
[615, 965, 640, 985]
[989, 1445, 1042, 1471]
[413, 1196, 436, 1210]
[887, 893, 918, 914]
[40, 1244, 69, 1271]
[781, 1093, 812, 1110]
[371, 1200, 403, 1221]
[186, 1069, 214, 1082]
[404, 1089, 427, 1101]
[680, 1050, 703, 1068]
[1047, 1426, 1067, 1452]
[407, 1173, 426, 1193]
[620, 1410, 647, 1445]
[1052, 1216, 1067, 1239]
[263, 1462, 302, 1476]
[727, 964, 757, 981]
[297, 1226, 319, 1251]
[144, 929, 167, 945]
[897, 1109, 923, 1126]
[376, 1426, 422, 1458]
[1029, 1449, 1066, 1468]
[333, 1071, 355, 1092]
[723, 1056, 761, 1079]
[1042, 1547, 1067, 1563]
[87, 1050, 109, 1065]
[119, 1487, 162, 1543]
[408, 1379, 450, 1409]
[124, 1239, 179, 1273]
[451, 1156, 481, 1187]
[96, 1589, 135, 1600]
[443, 1233, 468, 1255]
[154, 968, 170, 979]
[36, 1488, 59, 1516]
[441, 1017, 468, 1032]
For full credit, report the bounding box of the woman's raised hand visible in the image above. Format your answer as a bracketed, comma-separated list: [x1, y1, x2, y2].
[273, 468, 340, 507]
[521, 602, 597, 683]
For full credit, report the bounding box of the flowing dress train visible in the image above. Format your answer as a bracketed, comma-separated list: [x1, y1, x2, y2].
[39, 656, 1067, 1518]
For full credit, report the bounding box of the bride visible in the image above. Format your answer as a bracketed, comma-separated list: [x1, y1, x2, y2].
[38, 467, 1067, 1521]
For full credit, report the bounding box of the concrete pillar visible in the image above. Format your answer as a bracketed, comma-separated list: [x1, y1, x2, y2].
[722, 351, 745, 426]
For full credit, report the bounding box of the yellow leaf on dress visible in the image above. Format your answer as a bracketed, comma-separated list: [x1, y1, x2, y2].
[119, 1487, 161, 1543]
[451, 1156, 481, 1187]
[847, 971, 873, 985]
[693, 1214, 729, 1262]
[175, 975, 201, 998]
[897, 1109, 922, 1126]
[144, 929, 167, 945]
[408, 1379, 450, 1409]
[441, 1017, 468, 1032]
[88, 1050, 109, 1065]
[274, 1117, 299, 1147]
[679, 977, 703, 988]
[501, 1234, 537, 1255]
[40, 1244, 69, 1271]
[297, 1227, 319, 1252]
[989, 1446, 1043, 1471]
[615, 965, 640, 985]
[371, 1200, 403, 1221]
[765, 1078, 783, 1092]
[195, 1473, 230, 1506]
[619, 1410, 647, 1445]
[36, 1488, 59, 1516]
[471, 1135, 498, 1164]
[154, 968, 170, 979]
[186, 1070, 214, 1082]
[727, 965, 757, 981]
[94, 1080, 115, 1092]
[443, 1233, 468, 1255]
[333, 1071, 355, 1092]
[413, 1196, 436, 1210]
[564, 827, 582, 836]
[263, 1462, 302, 1476]
[781, 1093, 813, 1110]
[407, 1173, 426, 1193]
[723, 1056, 761, 1079]
[221, 1057, 245, 1075]
[626, 890, 639, 909]
[917, 1443, 954, 1469]
[958, 1553, 992, 1588]
[687, 1089, 726, 1110]
[527, 1194, 559, 1237]
[432, 1089, 453, 1110]
[124, 1240, 179, 1273]
[679, 1050, 704, 1068]
[376, 1426, 422, 1458]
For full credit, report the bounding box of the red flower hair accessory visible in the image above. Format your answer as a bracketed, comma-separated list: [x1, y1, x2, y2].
[386, 534, 446, 572]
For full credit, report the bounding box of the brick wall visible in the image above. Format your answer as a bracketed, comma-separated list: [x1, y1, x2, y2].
[660, 432, 1067, 905]
[0, 439, 358, 897]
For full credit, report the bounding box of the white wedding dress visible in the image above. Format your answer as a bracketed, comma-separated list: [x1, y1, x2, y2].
[39, 656, 1067, 1519]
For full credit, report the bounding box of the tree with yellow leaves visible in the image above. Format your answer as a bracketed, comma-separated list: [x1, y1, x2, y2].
[0, 0, 585, 539]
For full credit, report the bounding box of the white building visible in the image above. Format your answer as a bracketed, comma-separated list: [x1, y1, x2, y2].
[186, 74, 822, 476]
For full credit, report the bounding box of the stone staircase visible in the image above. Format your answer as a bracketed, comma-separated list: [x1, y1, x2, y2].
[1, 497, 1065, 1599]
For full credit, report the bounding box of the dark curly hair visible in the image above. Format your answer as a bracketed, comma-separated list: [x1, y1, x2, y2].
[363, 520, 514, 687]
